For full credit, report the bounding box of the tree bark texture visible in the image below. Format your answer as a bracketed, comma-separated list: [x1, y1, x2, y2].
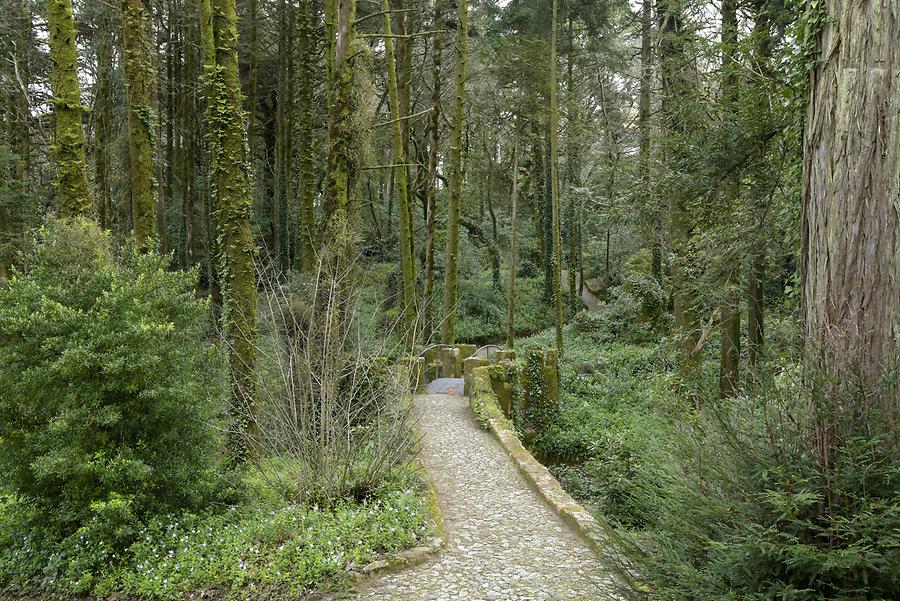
[45, 0, 92, 217]
[802, 0, 899, 420]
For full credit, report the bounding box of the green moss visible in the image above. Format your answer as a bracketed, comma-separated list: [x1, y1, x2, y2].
[121, 0, 158, 246]
[46, 0, 92, 216]
[469, 366, 513, 430]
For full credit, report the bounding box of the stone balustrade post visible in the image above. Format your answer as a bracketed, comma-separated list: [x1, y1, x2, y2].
[463, 356, 490, 397]
[437, 347, 461, 378]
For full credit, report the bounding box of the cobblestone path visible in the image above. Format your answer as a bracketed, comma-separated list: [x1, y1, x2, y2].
[352, 394, 613, 600]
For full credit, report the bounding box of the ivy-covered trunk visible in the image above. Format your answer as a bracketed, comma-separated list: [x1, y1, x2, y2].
[200, 0, 258, 460]
[295, 0, 317, 272]
[440, 0, 467, 344]
[121, 0, 158, 246]
[548, 0, 563, 355]
[45, 0, 92, 217]
[381, 0, 417, 346]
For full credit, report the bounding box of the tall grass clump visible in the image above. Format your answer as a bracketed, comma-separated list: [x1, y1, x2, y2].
[609, 365, 899, 600]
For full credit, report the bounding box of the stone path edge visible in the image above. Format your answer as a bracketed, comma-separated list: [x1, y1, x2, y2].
[485, 417, 606, 555]
[470, 366, 608, 556]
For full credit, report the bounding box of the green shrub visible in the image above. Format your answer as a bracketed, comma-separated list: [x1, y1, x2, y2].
[0, 218, 225, 536]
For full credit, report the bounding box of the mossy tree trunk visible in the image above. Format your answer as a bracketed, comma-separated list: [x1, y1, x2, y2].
[440, 0, 467, 344]
[45, 0, 92, 217]
[322, 0, 356, 246]
[549, 0, 563, 354]
[95, 9, 114, 230]
[422, 0, 443, 340]
[121, 0, 158, 247]
[295, 0, 317, 272]
[381, 0, 417, 345]
[179, 0, 199, 266]
[506, 140, 519, 349]
[200, 0, 258, 460]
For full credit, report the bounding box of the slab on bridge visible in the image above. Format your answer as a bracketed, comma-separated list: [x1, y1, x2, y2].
[425, 377, 465, 396]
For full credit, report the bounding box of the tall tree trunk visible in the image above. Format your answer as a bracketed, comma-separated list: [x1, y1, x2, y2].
[201, 0, 258, 460]
[422, 0, 443, 341]
[154, 0, 168, 252]
[658, 0, 700, 382]
[382, 0, 417, 345]
[801, 0, 900, 460]
[321, 0, 356, 244]
[531, 135, 545, 278]
[639, 0, 660, 283]
[273, 0, 287, 266]
[45, 0, 92, 217]
[549, 0, 563, 354]
[746, 3, 773, 380]
[181, 0, 199, 265]
[506, 140, 519, 348]
[747, 254, 764, 370]
[296, 0, 317, 271]
[565, 15, 576, 307]
[718, 0, 740, 398]
[95, 9, 114, 230]
[440, 0, 467, 344]
[121, 0, 158, 246]
[164, 0, 176, 252]
[246, 0, 258, 163]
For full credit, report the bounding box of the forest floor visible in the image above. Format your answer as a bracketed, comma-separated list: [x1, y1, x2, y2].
[349, 393, 612, 601]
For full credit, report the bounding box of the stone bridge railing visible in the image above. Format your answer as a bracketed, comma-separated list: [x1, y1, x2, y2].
[399, 344, 560, 439]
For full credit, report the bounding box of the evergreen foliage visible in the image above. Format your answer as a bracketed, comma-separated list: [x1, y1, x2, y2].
[0, 219, 225, 533]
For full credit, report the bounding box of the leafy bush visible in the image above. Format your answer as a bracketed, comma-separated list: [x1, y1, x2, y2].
[573, 271, 666, 345]
[446, 273, 576, 343]
[0, 218, 225, 536]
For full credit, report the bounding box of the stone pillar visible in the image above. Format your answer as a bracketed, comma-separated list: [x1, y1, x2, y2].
[496, 350, 516, 362]
[423, 347, 439, 381]
[437, 346, 461, 378]
[463, 356, 490, 397]
[544, 348, 559, 409]
[457, 343, 477, 361]
[489, 366, 514, 417]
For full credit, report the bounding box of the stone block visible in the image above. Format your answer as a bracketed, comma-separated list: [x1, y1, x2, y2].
[463, 356, 490, 397]
[457, 343, 477, 361]
[496, 350, 517, 362]
[437, 346, 461, 378]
